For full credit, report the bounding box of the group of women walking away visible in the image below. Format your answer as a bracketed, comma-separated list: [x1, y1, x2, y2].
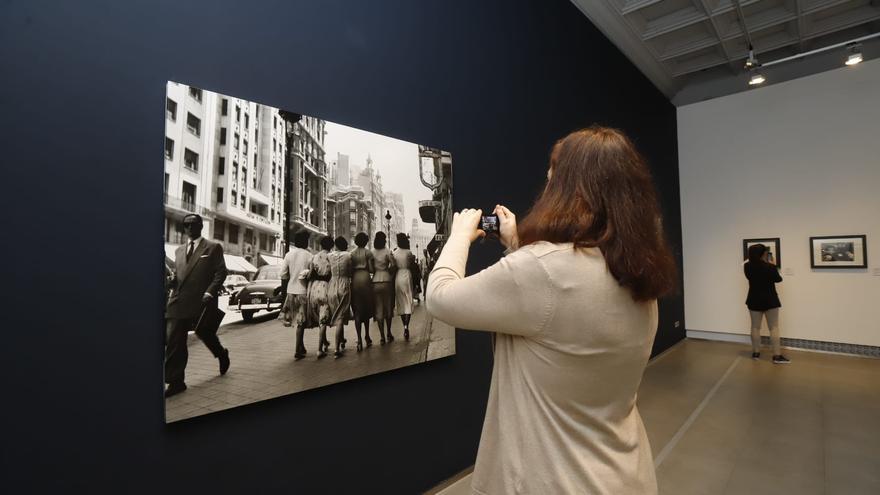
[279, 230, 420, 359]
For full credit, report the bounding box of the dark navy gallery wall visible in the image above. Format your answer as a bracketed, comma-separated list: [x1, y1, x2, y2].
[0, 0, 683, 493]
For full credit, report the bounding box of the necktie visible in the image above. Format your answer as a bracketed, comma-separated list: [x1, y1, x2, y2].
[187, 241, 195, 261]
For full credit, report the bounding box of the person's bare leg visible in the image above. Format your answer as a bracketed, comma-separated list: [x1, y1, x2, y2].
[354, 317, 363, 351]
[749, 310, 763, 356]
[364, 318, 372, 347]
[295, 325, 307, 359]
[386, 317, 394, 341]
[378, 320, 387, 344]
[402, 314, 411, 340]
[317, 325, 328, 358]
[334, 323, 345, 357]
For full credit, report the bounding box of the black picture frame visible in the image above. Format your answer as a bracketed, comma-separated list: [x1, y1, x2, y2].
[743, 238, 781, 268]
[809, 235, 868, 269]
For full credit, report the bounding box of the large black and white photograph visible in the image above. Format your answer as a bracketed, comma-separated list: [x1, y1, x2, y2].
[163, 81, 454, 422]
[809, 235, 868, 269]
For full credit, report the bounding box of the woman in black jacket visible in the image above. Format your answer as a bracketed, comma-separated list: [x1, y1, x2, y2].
[744, 244, 790, 364]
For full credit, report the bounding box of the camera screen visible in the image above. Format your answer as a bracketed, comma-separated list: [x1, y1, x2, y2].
[480, 214, 499, 234]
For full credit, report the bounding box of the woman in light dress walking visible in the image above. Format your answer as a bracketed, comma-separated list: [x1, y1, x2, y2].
[327, 236, 353, 358]
[371, 231, 396, 343]
[307, 236, 334, 358]
[350, 232, 375, 350]
[393, 232, 417, 340]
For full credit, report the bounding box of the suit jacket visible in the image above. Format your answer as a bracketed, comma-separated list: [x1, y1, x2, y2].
[165, 239, 228, 319]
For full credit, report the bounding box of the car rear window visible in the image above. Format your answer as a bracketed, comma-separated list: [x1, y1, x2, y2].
[255, 266, 281, 280]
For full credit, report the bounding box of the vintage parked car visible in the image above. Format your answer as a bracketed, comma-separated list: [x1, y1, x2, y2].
[222, 274, 250, 295]
[228, 264, 286, 321]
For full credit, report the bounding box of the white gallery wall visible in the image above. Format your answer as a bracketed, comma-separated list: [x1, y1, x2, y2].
[678, 58, 880, 347]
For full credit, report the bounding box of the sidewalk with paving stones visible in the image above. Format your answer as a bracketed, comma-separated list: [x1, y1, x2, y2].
[165, 299, 454, 422]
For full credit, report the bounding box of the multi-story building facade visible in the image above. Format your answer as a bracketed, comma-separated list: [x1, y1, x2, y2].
[164, 83, 219, 245]
[283, 115, 329, 250]
[327, 186, 373, 243]
[329, 152, 351, 188]
[163, 82, 286, 274]
[354, 156, 386, 238]
[211, 98, 286, 266]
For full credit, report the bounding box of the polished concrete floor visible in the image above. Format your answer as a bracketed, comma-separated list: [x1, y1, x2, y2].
[433, 338, 880, 494]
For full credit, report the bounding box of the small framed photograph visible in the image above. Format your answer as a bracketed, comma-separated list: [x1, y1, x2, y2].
[743, 238, 781, 268]
[809, 235, 867, 269]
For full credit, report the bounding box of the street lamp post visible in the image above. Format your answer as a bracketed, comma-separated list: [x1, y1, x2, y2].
[385, 209, 392, 241]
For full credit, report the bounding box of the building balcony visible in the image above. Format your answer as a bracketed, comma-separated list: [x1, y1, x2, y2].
[216, 206, 283, 234]
[292, 215, 325, 235]
[164, 194, 209, 216]
[419, 200, 440, 224]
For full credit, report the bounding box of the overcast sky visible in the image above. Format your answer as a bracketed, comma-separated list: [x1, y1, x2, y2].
[322, 120, 437, 234]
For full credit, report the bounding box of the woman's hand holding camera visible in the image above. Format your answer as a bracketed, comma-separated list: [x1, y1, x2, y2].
[451, 209, 486, 243]
[450, 205, 519, 249]
[494, 204, 519, 251]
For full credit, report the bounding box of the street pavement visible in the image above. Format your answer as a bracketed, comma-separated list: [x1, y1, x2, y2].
[165, 296, 455, 422]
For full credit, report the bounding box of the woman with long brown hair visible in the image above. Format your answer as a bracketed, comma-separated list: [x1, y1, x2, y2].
[427, 126, 676, 494]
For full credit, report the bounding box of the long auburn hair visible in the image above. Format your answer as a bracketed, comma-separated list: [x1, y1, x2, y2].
[517, 126, 677, 302]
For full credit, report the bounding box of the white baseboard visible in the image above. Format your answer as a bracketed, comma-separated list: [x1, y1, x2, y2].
[686, 330, 880, 359]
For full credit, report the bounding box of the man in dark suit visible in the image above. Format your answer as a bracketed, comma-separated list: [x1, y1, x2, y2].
[165, 213, 231, 397]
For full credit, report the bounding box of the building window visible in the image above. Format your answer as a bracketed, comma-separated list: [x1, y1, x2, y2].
[164, 137, 174, 160]
[220, 127, 226, 145]
[164, 173, 169, 198]
[231, 190, 237, 206]
[183, 148, 199, 171]
[189, 87, 202, 102]
[181, 182, 196, 211]
[228, 224, 239, 244]
[217, 187, 224, 203]
[234, 133, 240, 150]
[218, 157, 225, 175]
[243, 139, 248, 154]
[221, 98, 228, 116]
[259, 233, 267, 250]
[244, 113, 249, 129]
[214, 220, 226, 241]
[235, 105, 240, 122]
[166, 98, 177, 121]
[273, 116, 277, 129]
[186, 113, 201, 137]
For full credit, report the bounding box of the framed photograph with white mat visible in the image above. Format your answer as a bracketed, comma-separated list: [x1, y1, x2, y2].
[809, 235, 867, 269]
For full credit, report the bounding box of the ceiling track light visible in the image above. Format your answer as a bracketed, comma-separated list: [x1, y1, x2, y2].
[748, 71, 766, 86]
[845, 43, 863, 66]
[741, 32, 879, 87]
[744, 45, 760, 70]
[745, 44, 765, 86]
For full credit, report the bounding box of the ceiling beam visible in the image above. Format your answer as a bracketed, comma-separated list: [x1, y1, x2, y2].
[795, 0, 807, 51]
[697, 0, 736, 74]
